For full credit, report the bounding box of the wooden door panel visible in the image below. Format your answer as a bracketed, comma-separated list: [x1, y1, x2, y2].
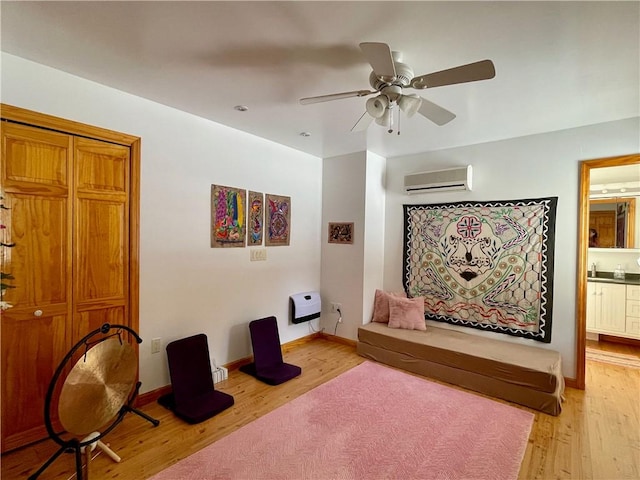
[72, 306, 127, 344]
[75, 199, 127, 300]
[3, 194, 69, 308]
[1, 123, 73, 452]
[0, 313, 68, 452]
[74, 137, 129, 308]
[73, 137, 130, 353]
[75, 138, 129, 193]
[2, 124, 69, 187]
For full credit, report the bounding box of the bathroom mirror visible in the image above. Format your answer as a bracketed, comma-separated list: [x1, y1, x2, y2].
[589, 164, 640, 249]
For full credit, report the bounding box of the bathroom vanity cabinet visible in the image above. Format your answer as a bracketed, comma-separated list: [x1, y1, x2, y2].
[587, 280, 640, 339]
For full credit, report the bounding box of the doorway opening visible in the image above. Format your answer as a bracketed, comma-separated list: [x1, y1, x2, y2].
[576, 154, 640, 388]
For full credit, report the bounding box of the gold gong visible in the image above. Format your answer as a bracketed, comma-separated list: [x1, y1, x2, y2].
[58, 337, 137, 435]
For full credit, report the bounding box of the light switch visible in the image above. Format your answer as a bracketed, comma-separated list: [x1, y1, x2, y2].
[250, 248, 267, 261]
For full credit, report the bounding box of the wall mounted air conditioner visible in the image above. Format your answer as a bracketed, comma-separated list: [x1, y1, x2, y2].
[404, 165, 472, 194]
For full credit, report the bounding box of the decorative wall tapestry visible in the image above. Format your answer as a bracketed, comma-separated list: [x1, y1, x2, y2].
[328, 222, 354, 244]
[211, 184, 246, 248]
[403, 197, 557, 343]
[248, 191, 264, 245]
[265, 194, 291, 246]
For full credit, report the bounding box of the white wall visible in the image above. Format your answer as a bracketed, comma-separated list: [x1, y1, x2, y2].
[362, 152, 387, 324]
[320, 152, 367, 339]
[1, 53, 323, 393]
[320, 151, 386, 340]
[383, 117, 640, 379]
[588, 249, 640, 275]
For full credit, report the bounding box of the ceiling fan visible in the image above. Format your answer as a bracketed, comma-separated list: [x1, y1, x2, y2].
[299, 42, 496, 133]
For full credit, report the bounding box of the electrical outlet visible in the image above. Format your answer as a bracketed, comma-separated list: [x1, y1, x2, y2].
[331, 302, 342, 313]
[212, 366, 228, 384]
[151, 337, 161, 354]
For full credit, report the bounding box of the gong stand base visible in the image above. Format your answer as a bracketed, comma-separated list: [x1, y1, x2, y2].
[28, 383, 158, 480]
[77, 433, 120, 480]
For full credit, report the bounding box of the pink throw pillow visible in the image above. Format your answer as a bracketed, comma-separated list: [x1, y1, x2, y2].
[372, 289, 407, 323]
[388, 296, 426, 331]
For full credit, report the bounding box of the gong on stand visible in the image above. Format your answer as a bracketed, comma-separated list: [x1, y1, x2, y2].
[28, 323, 160, 480]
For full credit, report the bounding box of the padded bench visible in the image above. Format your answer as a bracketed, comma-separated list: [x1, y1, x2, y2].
[357, 322, 564, 415]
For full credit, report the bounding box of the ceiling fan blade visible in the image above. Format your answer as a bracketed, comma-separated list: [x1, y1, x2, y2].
[417, 98, 456, 126]
[351, 112, 374, 132]
[410, 60, 496, 89]
[299, 90, 375, 105]
[359, 42, 396, 82]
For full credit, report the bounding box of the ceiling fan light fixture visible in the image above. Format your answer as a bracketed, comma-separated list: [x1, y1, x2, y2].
[398, 94, 422, 117]
[366, 95, 389, 118]
[375, 108, 391, 127]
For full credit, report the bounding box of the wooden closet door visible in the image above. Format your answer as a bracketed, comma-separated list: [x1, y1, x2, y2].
[1, 105, 140, 453]
[590, 211, 616, 248]
[72, 137, 130, 342]
[1, 123, 73, 451]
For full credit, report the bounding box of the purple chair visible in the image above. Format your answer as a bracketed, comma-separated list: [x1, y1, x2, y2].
[240, 316, 302, 385]
[158, 334, 234, 424]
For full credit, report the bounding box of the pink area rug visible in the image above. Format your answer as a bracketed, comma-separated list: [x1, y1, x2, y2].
[151, 361, 534, 480]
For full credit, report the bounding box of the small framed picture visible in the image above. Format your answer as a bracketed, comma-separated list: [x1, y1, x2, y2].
[328, 222, 354, 244]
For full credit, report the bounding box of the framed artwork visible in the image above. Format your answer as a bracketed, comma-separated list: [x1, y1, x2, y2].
[265, 194, 291, 246]
[328, 222, 354, 244]
[403, 197, 557, 343]
[248, 191, 264, 245]
[211, 184, 247, 248]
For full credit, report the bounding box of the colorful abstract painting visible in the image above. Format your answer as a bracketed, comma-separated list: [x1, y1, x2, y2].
[211, 184, 246, 248]
[403, 197, 557, 342]
[248, 191, 264, 245]
[265, 194, 290, 246]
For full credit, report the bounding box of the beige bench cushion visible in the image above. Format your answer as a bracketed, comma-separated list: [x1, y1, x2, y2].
[357, 322, 565, 415]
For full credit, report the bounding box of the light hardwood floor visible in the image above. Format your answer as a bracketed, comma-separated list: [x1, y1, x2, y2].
[2, 337, 639, 480]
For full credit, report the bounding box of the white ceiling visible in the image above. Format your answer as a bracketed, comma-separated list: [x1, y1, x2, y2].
[590, 164, 640, 197]
[1, 1, 638, 159]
